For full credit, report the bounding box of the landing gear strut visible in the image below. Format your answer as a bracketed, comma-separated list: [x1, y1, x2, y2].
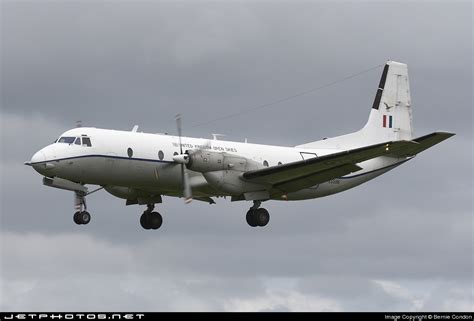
[73, 192, 91, 225]
[246, 201, 270, 227]
[140, 204, 163, 230]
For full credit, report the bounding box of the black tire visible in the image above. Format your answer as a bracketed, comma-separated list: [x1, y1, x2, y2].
[140, 212, 152, 230]
[80, 211, 91, 225]
[256, 208, 270, 227]
[73, 211, 82, 225]
[149, 212, 163, 230]
[246, 210, 258, 227]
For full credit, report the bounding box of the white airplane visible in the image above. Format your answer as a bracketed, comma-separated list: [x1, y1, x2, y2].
[26, 61, 454, 230]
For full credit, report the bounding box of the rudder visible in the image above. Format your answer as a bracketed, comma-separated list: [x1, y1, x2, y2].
[362, 61, 414, 142]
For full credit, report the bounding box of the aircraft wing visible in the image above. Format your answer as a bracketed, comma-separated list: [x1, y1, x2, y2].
[242, 140, 419, 193]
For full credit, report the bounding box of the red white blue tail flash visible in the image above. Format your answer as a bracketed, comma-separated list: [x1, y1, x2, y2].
[383, 115, 393, 128]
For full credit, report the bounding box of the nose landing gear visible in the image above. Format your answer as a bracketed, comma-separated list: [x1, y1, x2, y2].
[73, 192, 91, 225]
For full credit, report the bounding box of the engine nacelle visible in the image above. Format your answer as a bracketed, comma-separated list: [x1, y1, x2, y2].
[186, 150, 224, 172]
[203, 170, 267, 195]
[186, 151, 266, 194]
[186, 150, 259, 173]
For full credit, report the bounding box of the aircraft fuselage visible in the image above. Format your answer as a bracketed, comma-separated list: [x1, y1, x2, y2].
[30, 127, 405, 203]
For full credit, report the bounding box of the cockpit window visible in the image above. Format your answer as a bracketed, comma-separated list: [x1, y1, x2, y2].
[74, 137, 81, 145]
[82, 137, 92, 147]
[57, 137, 76, 144]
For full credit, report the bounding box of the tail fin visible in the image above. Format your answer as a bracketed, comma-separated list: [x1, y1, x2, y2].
[296, 61, 454, 153]
[297, 61, 416, 150]
[361, 61, 414, 142]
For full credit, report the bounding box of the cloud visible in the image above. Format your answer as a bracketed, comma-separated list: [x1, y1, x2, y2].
[1, 112, 69, 164]
[225, 290, 342, 312]
[1, 226, 472, 311]
[373, 279, 474, 312]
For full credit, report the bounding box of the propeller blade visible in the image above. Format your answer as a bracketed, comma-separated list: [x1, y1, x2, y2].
[181, 164, 192, 203]
[176, 114, 192, 203]
[175, 114, 183, 155]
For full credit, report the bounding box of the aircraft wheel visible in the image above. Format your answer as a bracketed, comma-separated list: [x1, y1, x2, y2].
[149, 212, 163, 230]
[73, 211, 82, 225]
[74, 211, 91, 225]
[140, 212, 152, 230]
[80, 211, 91, 225]
[246, 210, 258, 227]
[256, 208, 270, 227]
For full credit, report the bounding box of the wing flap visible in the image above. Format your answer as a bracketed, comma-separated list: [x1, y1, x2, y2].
[273, 163, 362, 193]
[243, 140, 418, 186]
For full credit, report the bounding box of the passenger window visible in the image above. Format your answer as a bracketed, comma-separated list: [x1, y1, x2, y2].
[82, 137, 92, 147]
[74, 137, 81, 145]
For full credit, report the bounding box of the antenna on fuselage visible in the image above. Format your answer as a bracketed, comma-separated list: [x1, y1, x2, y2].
[76, 120, 82, 128]
[212, 134, 225, 141]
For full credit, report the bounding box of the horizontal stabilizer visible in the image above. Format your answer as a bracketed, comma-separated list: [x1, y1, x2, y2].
[388, 132, 455, 157]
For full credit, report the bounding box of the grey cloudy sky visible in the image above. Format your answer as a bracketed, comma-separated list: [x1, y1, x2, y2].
[1, 0, 472, 312]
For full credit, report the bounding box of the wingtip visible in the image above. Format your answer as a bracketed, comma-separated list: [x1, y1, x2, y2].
[435, 131, 456, 138]
[24, 161, 32, 166]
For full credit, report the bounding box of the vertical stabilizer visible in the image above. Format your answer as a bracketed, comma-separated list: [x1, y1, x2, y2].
[296, 61, 416, 150]
[362, 61, 414, 142]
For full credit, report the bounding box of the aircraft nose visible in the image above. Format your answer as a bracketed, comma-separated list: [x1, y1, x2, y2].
[31, 150, 46, 164]
[29, 150, 55, 175]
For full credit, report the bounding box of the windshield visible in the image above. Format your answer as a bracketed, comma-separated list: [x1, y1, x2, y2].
[57, 136, 76, 144]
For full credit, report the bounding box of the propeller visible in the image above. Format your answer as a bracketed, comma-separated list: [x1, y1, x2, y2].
[174, 114, 192, 204]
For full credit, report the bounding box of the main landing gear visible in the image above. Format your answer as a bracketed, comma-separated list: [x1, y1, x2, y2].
[73, 211, 91, 225]
[73, 192, 91, 225]
[246, 201, 270, 227]
[140, 204, 163, 230]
